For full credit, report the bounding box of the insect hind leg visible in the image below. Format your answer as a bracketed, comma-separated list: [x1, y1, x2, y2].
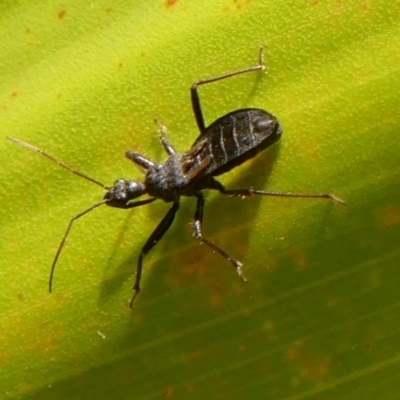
[217, 185, 345, 204]
[192, 193, 247, 281]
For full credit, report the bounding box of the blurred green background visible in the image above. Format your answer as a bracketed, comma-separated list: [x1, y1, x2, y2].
[1, 1, 399, 399]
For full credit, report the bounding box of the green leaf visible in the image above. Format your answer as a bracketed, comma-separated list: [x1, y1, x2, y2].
[1, 1, 399, 399]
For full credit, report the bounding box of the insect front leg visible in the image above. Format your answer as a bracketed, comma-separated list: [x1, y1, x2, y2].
[154, 119, 176, 156]
[192, 193, 247, 281]
[130, 201, 180, 308]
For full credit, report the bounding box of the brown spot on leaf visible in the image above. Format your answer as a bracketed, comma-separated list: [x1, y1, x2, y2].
[166, 0, 178, 7]
[181, 350, 203, 363]
[231, 0, 252, 11]
[288, 247, 309, 271]
[287, 341, 331, 382]
[58, 9, 67, 19]
[361, 0, 370, 11]
[162, 387, 175, 398]
[377, 205, 400, 229]
[218, 379, 228, 388]
[185, 382, 195, 393]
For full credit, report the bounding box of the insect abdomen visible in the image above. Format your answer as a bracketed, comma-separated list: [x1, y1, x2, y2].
[194, 108, 282, 177]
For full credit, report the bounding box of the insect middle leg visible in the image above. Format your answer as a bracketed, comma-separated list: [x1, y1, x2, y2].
[191, 46, 265, 134]
[192, 193, 247, 281]
[131, 201, 180, 308]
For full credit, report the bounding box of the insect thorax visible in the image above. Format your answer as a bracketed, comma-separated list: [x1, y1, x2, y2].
[145, 154, 193, 202]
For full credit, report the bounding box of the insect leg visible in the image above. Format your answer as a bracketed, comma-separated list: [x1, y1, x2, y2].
[125, 151, 154, 170]
[192, 193, 247, 281]
[216, 184, 345, 204]
[131, 201, 180, 308]
[154, 119, 176, 155]
[191, 46, 265, 134]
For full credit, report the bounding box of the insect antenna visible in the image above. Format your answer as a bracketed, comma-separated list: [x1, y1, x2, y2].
[7, 136, 110, 291]
[6, 136, 110, 190]
[49, 200, 107, 292]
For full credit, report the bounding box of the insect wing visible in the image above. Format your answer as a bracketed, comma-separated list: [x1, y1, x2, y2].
[190, 108, 282, 177]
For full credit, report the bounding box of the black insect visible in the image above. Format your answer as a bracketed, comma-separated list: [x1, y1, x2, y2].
[7, 47, 344, 307]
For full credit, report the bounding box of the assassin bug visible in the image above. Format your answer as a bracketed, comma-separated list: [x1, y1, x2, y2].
[7, 47, 344, 307]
